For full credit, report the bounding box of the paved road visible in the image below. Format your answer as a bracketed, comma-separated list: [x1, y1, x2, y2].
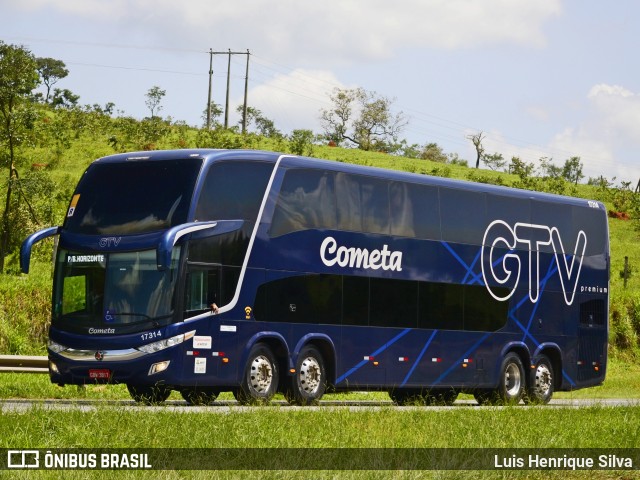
[1, 398, 638, 413]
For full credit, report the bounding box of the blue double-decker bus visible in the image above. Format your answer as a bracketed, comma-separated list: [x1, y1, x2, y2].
[21, 149, 609, 405]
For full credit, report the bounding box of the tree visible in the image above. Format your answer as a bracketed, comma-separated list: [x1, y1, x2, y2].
[539, 157, 562, 178]
[51, 88, 79, 108]
[289, 129, 314, 156]
[467, 131, 485, 169]
[482, 152, 506, 171]
[36, 57, 69, 103]
[0, 42, 39, 272]
[562, 156, 584, 185]
[145, 86, 166, 118]
[421, 142, 448, 163]
[320, 87, 408, 152]
[238, 106, 281, 138]
[202, 101, 223, 128]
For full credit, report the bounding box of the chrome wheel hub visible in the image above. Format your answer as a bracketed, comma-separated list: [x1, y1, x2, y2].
[249, 355, 273, 393]
[298, 357, 322, 394]
[533, 363, 552, 397]
[504, 363, 522, 397]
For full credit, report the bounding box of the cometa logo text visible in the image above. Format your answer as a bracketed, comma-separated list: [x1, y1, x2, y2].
[320, 236, 403, 272]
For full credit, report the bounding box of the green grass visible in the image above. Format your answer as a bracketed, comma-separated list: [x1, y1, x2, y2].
[0, 404, 638, 479]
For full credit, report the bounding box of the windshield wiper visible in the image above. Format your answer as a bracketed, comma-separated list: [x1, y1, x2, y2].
[106, 313, 173, 327]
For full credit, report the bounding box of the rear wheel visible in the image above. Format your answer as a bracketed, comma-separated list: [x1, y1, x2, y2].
[524, 355, 554, 404]
[474, 353, 526, 406]
[285, 346, 326, 405]
[235, 344, 279, 405]
[180, 387, 220, 406]
[496, 352, 525, 404]
[127, 383, 171, 405]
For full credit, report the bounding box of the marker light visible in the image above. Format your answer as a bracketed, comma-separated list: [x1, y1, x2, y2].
[137, 330, 195, 354]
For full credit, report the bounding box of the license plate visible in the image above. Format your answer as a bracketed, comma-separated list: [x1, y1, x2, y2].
[89, 369, 111, 380]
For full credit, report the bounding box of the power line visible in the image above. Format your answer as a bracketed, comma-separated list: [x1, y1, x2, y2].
[67, 61, 205, 76]
[3, 35, 205, 54]
[7, 34, 636, 174]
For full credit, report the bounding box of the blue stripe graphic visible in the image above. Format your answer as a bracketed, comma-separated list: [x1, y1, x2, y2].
[336, 328, 412, 384]
[400, 330, 438, 386]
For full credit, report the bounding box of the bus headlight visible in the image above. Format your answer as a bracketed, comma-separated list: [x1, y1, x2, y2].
[48, 339, 68, 354]
[137, 330, 195, 354]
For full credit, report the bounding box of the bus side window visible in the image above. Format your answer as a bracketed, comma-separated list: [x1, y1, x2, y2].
[270, 169, 337, 237]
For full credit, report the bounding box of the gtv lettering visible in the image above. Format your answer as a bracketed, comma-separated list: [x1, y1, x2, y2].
[99, 237, 121, 248]
[481, 220, 587, 305]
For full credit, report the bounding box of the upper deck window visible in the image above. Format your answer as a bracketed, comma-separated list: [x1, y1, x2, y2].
[194, 161, 273, 222]
[270, 168, 441, 240]
[65, 158, 202, 235]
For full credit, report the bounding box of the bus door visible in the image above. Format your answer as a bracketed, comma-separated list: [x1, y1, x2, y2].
[182, 265, 223, 382]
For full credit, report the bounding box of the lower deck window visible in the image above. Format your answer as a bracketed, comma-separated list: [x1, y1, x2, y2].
[254, 274, 509, 331]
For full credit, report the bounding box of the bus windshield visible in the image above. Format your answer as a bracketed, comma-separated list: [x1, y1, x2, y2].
[53, 248, 181, 334]
[64, 158, 202, 235]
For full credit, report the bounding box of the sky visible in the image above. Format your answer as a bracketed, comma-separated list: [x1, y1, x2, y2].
[1, 0, 639, 183]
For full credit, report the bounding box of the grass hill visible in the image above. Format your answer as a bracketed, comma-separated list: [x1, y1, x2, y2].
[1, 106, 638, 358]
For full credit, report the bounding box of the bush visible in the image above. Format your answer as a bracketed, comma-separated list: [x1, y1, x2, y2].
[0, 265, 52, 354]
[609, 293, 640, 355]
[288, 129, 314, 156]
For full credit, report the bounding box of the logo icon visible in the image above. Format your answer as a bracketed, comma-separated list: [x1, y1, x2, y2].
[8, 450, 39, 469]
[94, 351, 105, 361]
[244, 306, 252, 319]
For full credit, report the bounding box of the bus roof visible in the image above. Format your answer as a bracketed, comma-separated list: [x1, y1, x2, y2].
[92, 149, 601, 209]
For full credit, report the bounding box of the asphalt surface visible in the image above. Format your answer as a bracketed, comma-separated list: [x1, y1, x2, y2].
[1, 397, 638, 413]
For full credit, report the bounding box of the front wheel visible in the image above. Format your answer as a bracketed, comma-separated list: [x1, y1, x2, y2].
[285, 346, 327, 405]
[181, 387, 220, 406]
[524, 355, 554, 404]
[127, 383, 171, 405]
[235, 344, 279, 405]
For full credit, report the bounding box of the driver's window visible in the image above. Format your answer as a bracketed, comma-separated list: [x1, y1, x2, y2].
[184, 266, 220, 318]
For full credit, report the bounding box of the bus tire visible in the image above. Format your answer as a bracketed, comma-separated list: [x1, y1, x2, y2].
[180, 387, 220, 406]
[285, 345, 327, 405]
[524, 355, 554, 404]
[389, 388, 424, 405]
[127, 383, 171, 405]
[236, 344, 279, 405]
[496, 352, 525, 404]
[424, 388, 458, 406]
[473, 389, 497, 406]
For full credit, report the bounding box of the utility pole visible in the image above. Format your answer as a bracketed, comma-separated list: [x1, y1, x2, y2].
[206, 49, 250, 131]
[224, 49, 231, 129]
[242, 49, 250, 134]
[206, 49, 213, 130]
